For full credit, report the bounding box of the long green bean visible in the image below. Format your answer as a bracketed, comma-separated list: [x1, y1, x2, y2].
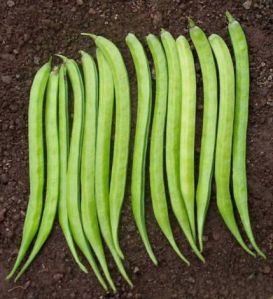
[161, 30, 204, 262]
[147, 33, 189, 264]
[126, 33, 157, 265]
[58, 64, 88, 273]
[189, 19, 218, 251]
[226, 11, 265, 258]
[209, 34, 255, 257]
[83, 34, 131, 261]
[15, 67, 60, 281]
[95, 49, 132, 287]
[57, 55, 108, 290]
[7, 60, 51, 280]
[176, 35, 197, 240]
[80, 50, 116, 292]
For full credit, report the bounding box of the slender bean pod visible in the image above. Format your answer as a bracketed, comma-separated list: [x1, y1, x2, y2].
[57, 55, 108, 290]
[209, 34, 255, 257]
[189, 19, 218, 251]
[126, 33, 157, 265]
[15, 67, 60, 281]
[58, 64, 88, 273]
[176, 35, 197, 239]
[226, 11, 265, 258]
[7, 60, 51, 280]
[80, 51, 116, 292]
[94, 49, 132, 287]
[147, 33, 189, 264]
[83, 34, 130, 261]
[161, 30, 204, 262]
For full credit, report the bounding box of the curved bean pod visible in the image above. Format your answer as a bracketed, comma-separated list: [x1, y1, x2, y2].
[176, 35, 197, 239]
[126, 33, 157, 265]
[147, 33, 189, 264]
[58, 64, 88, 273]
[7, 60, 51, 280]
[226, 11, 265, 258]
[15, 67, 60, 280]
[83, 34, 130, 261]
[95, 49, 132, 287]
[209, 34, 255, 257]
[161, 30, 204, 263]
[58, 55, 108, 290]
[189, 19, 218, 251]
[80, 51, 116, 291]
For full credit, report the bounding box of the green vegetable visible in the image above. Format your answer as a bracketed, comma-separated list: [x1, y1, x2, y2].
[80, 51, 116, 292]
[176, 35, 197, 240]
[58, 55, 108, 290]
[7, 60, 51, 280]
[147, 33, 189, 264]
[95, 48, 132, 287]
[209, 34, 255, 257]
[226, 11, 265, 258]
[126, 33, 157, 265]
[189, 19, 218, 251]
[58, 64, 88, 273]
[161, 30, 204, 262]
[15, 67, 60, 281]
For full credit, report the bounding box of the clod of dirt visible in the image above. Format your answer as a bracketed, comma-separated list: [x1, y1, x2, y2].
[53, 273, 63, 281]
[76, 0, 83, 6]
[243, 0, 252, 9]
[6, 0, 15, 8]
[0, 173, 8, 185]
[1, 75, 12, 84]
[152, 11, 163, 28]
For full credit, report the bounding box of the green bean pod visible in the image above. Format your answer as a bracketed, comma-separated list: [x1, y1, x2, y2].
[7, 60, 51, 280]
[226, 12, 265, 258]
[209, 34, 255, 257]
[126, 33, 157, 265]
[58, 64, 88, 273]
[161, 30, 204, 263]
[147, 33, 189, 264]
[189, 19, 218, 251]
[83, 34, 131, 261]
[176, 35, 197, 239]
[15, 67, 60, 281]
[58, 55, 108, 290]
[80, 51, 116, 292]
[95, 49, 132, 287]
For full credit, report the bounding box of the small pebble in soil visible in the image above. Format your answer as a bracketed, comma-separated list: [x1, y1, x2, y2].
[243, 0, 252, 9]
[76, 0, 83, 5]
[212, 231, 220, 241]
[0, 173, 8, 185]
[53, 273, 63, 281]
[152, 11, 163, 27]
[1, 75, 12, 84]
[133, 266, 140, 275]
[261, 265, 271, 274]
[7, 0, 15, 7]
[89, 7, 96, 15]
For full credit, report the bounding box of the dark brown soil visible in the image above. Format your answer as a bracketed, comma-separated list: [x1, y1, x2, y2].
[1, 0, 273, 298]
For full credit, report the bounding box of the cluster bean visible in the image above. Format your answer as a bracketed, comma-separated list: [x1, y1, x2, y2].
[209, 34, 255, 257]
[226, 11, 265, 258]
[7, 61, 51, 280]
[147, 33, 188, 263]
[189, 19, 218, 251]
[126, 33, 157, 265]
[161, 30, 204, 263]
[177, 35, 197, 239]
[80, 51, 116, 291]
[15, 67, 60, 281]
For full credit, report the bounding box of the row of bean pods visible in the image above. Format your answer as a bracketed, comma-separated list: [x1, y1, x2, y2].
[7, 12, 265, 292]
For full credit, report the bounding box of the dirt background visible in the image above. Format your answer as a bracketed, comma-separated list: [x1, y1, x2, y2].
[1, 0, 273, 298]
